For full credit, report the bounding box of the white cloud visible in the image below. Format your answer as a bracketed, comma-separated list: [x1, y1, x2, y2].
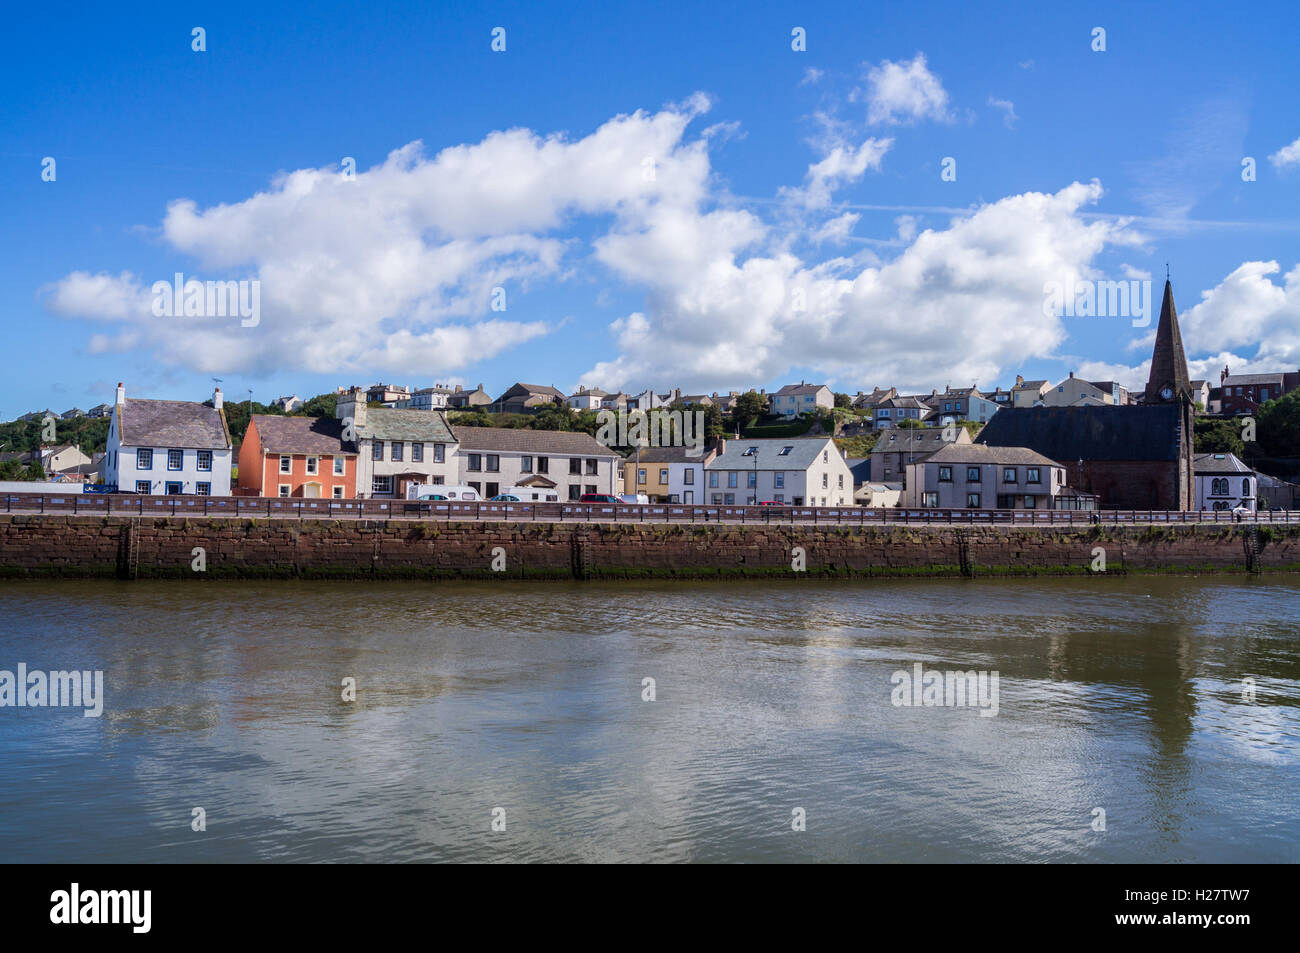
[1269, 135, 1300, 169]
[860, 54, 952, 126]
[46, 100, 717, 377]
[779, 138, 892, 209]
[584, 180, 1144, 394]
[988, 96, 1017, 128]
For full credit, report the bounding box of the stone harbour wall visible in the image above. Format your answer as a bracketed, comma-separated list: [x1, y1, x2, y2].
[1, 515, 1298, 580]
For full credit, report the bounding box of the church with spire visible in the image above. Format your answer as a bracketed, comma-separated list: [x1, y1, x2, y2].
[976, 277, 1197, 510]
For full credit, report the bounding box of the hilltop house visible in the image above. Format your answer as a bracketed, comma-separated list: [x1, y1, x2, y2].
[335, 388, 457, 498]
[104, 383, 233, 495]
[1218, 367, 1300, 416]
[922, 387, 1001, 424]
[491, 382, 566, 414]
[706, 437, 853, 506]
[452, 426, 621, 500]
[446, 384, 492, 409]
[239, 414, 358, 498]
[770, 382, 833, 418]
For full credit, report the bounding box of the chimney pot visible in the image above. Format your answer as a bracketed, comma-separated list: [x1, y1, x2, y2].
[115, 383, 125, 406]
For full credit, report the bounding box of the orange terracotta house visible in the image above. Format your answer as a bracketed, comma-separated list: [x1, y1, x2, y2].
[239, 415, 358, 498]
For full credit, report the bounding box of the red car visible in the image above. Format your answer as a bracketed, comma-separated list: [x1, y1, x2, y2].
[580, 494, 621, 504]
[758, 500, 787, 506]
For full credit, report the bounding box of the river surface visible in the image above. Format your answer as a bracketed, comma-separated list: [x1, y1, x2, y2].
[0, 576, 1297, 863]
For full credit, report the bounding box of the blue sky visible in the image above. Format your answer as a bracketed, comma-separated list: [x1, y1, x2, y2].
[3, 0, 1298, 417]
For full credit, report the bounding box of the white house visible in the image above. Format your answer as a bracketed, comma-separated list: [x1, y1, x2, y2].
[104, 383, 233, 495]
[706, 437, 854, 506]
[336, 388, 458, 498]
[1194, 452, 1256, 512]
[410, 386, 453, 411]
[566, 386, 607, 410]
[452, 426, 621, 499]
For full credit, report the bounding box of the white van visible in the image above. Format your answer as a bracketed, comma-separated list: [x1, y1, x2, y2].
[405, 483, 481, 501]
[503, 485, 560, 502]
[618, 493, 649, 505]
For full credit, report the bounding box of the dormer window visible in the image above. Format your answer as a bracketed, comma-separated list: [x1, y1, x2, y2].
[779, 446, 792, 456]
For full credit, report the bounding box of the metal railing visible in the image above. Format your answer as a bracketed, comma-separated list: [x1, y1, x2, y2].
[2, 493, 1296, 526]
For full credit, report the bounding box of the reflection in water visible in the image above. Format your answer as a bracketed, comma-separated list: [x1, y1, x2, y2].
[0, 576, 1296, 862]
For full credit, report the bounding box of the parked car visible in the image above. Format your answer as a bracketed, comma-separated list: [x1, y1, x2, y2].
[406, 483, 481, 501]
[618, 493, 649, 504]
[417, 494, 449, 501]
[490, 494, 521, 502]
[758, 500, 787, 506]
[580, 494, 621, 504]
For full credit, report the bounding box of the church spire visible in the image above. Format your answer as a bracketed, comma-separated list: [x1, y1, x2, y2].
[1144, 278, 1192, 404]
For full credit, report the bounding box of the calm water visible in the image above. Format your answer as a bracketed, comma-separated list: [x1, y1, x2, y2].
[0, 576, 1297, 863]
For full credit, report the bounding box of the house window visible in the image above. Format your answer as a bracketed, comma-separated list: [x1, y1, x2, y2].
[1212, 478, 1228, 495]
[434, 444, 445, 463]
[196, 482, 210, 495]
[966, 493, 981, 508]
[197, 451, 212, 471]
[742, 447, 756, 456]
[135, 480, 151, 494]
[724, 493, 735, 505]
[165, 481, 183, 495]
[659, 468, 669, 484]
[391, 442, 403, 462]
[684, 490, 694, 503]
[838, 474, 844, 489]
[1026, 467, 1041, 484]
[747, 472, 756, 488]
[923, 492, 939, 506]
[570, 458, 582, 475]
[709, 472, 718, 488]
[536, 456, 548, 473]
[1243, 478, 1252, 496]
[279, 485, 291, 497]
[1024, 495, 1036, 508]
[586, 458, 598, 475]
[137, 449, 153, 470]
[280, 455, 292, 473]
[938, 466, 952, 482]
[638, 469, 647, 485]
[521, 455, 532, 473]
[486, 454, 499, 472]
[822, 473, 828, 489]
[728, 472, 738, 488]
[167, 449, 183, 470]
[373, 441, 384, 461]
[684, 469, 694, 485]
[333, 486, 344, 499]
[823, 450, 829, 463]
[306, 457, 319, 475]
[372, 476, 394, 495]
[967, 467, 981, 482]
[1003, 468, 1017, 483]
[333, 456, 345, 476]
[412, 443, 424, 463]
[779, 446, 792, 455]
[467, 453, 482, 471]
[569, 486, 581, 500]
[774, 473, 784, 488]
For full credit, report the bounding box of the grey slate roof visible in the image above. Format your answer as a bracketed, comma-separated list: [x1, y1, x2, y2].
[774, 383, 829, 396]
[1193, 452, 1253, 474]
[925, 443, 1060, 468]
[710, 437, 833, 470]
[250, 415, 356, 455]
[620, 446, 711, 463]
[118, 399, 231, 449]
[975, 405, 1183, 462]
[451, 425, 620, 456]
[1222, 373, 1284, 386]
[359, 408, 455, 443]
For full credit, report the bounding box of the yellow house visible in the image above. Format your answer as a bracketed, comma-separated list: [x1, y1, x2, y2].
[622, 453, 672, 500]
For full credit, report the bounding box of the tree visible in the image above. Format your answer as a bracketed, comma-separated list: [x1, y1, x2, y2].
[834, 392, 852, 409]
[529, 404, 577, 431]
[1257, 391, 1300, 458]
[1194, 418, 1246, 457]
[732, 390, 767, 423]
[896, 418, 925, 429]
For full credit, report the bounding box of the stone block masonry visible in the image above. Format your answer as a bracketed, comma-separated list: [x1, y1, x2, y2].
[1, 516, 1298, 580]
